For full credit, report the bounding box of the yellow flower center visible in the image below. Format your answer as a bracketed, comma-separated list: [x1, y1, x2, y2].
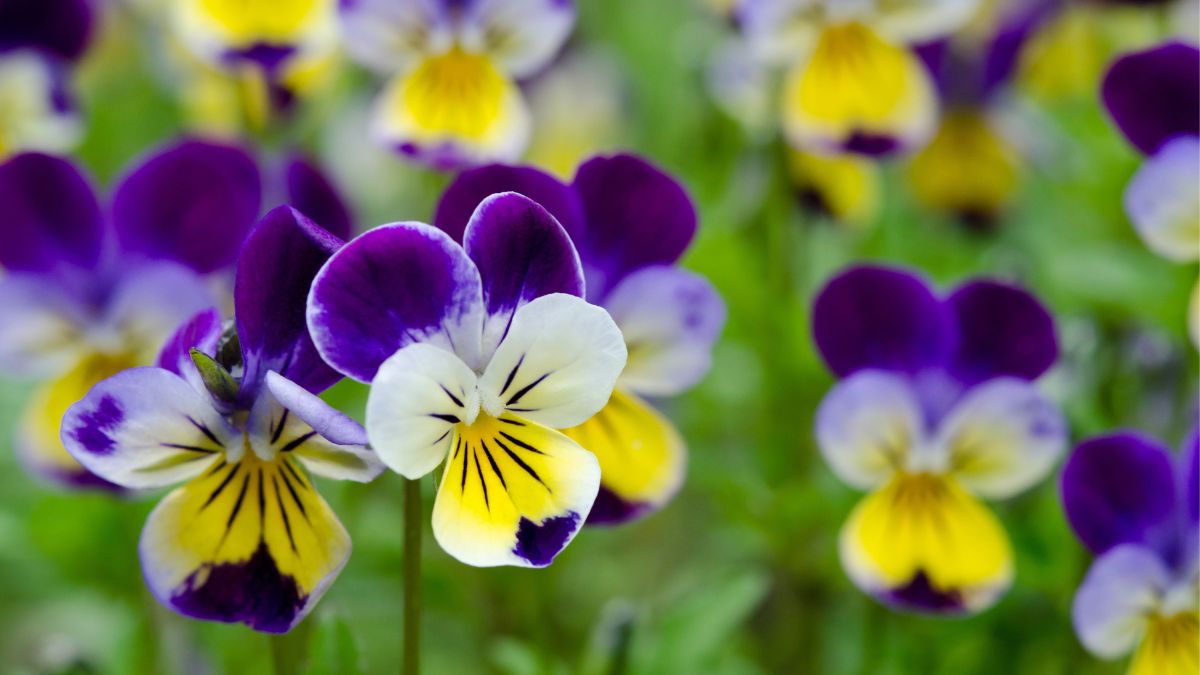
[400, 49, 509, 140]
[1130, 612, 1200, 675]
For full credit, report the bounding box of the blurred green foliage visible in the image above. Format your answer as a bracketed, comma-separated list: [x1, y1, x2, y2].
[1, 1, 1196, 674]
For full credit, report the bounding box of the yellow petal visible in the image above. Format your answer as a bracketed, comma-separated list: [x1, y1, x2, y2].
[840, 472, 1013, 613]
[374, 49, 530, 167]
[907, 108, 1020, 224]
[17, 351, 135, 488]
[1129, 613, 1200, 675]
[562, 389, 686, 524]
[786, 149, 881, 227]
[431, 414, 599, 567]
[184, 0, 332, 47]
[140, 452, 349, 633]
[782, 22, 935, 155]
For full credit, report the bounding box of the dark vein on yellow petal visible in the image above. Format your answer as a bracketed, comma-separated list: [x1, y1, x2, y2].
[496, 439, 550, 492]
[278, 465, 310, 523]
[480, 439, 507, 490]
[460, 441, 469, 493]
[498, 418, 525, 426]
[473, 448, 490, 512]
[498, 431, 547, 455]
[271, 410, 290, 444]
[162, 442, 219, 453]
[282, 457, 309, 489]
[273, 474, 298, 554]
[201, 464, 240, 511]
[279, 431, 317, 454]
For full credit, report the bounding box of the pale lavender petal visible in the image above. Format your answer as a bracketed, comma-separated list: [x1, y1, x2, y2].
[307, 222, 485, 382]
[105, 261, 218, 361]
[0, 273, 87, 376]
[1072, 544, 1169, 659]
[264, 371, 367, 447]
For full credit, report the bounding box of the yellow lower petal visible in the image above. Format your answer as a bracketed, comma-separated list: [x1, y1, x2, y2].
[783, 22, 935, 154]
[140, 452, 349, 632]
[907, 109, 1020, 224]
[18, 351, 136, 488]
[840, 473, 1013, 613]
[374, 49, 530, 166]
[186, 0, 331, 46]
[432, 414, 599, 567]
[561, 389, 686, 524]
[786, 150, 881, 227]
[1129, 613, 1199, 675]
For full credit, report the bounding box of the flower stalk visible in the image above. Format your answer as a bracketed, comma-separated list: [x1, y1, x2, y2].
[403, 477, 422, 675]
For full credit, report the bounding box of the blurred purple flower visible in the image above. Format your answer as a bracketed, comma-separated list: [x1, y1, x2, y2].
[0, 139, 352, 490]
[433, 154, 726, 525]
[1063, 429, 1198, 672]
[811, 264, 1066, 614]
[61, 207, 383, 633]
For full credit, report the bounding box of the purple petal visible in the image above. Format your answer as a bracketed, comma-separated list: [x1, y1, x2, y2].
[236, 207, 344, 397]
[264, 372, 367, 446]
[0, 152, 103, 273]
[463, 192, 584, 354]
[1181, 428, 1198, 527]
[1102, 42, 1200, 155]
[157, 307, 223, 378]
[572, 154, 696, 300]
[513, 512, 581, 567]
[433, 163, 584, 244]
[307, 222, 484, 382]
[945, 280, 1058, 386]
[111, 139, 262, 274]
[1061, 432, 1177, 556]
[0, 0, 95, 61]
[811, 265, 955, 378]
[284, 153, 354, 241]
[104, 261, 218, 358]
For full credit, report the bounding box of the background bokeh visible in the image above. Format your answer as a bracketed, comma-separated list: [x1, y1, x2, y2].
[1, 1, 1197, 674]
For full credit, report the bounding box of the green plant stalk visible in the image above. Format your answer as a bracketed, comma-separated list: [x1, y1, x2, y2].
[404, 477, 423, 675]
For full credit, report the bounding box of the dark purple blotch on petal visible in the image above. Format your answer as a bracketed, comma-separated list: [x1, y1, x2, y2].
[464, 192, 584, 318]
[585, 487, 652, 526]
[284, 153, 354, 241]
[168, 542, 306, 634]
[111, 139, 262, 274]
[68, 395, 124, 456]
[1102, 42, 1200, 155]
[946, 280, 1058, 385]
[0, 152, 104, 273]
[572, 154, 696, 300]
[434, 164, 584, 244]
[811, 265, 955, 378]
[842, 132, 900, 156]
[0, 0, 95, 61]
[883, 571, 966, 614]
[1061, 432, 1177, 555]
[236, 207, 344, 398]
[513, 512, 580, 567]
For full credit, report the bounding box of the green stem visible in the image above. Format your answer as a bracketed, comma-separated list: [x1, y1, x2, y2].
[270, 619, 312, 675]
[403, 477, 423, 675]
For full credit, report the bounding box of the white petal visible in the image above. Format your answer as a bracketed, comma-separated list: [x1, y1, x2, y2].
[478, 294, 627, 429]
[338, 0, 453, 74]
[365, 343, 480, 479]
[0, 275, 87, 377]
[873, 0, 981, 43]
[815, 370, 922, 490]
[459, 0, 576, 78]
[1073, 545, 1170, 659]
[934, 377, 1067, 499]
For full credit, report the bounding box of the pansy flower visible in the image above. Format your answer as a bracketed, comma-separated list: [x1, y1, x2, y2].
[337, 0, 575, 169]
[0, 139, 351, 490]
[1101, 41, 1200, 344]
[1063, 429, 1198, 674]
[739, 0, 981, 155]
[907, 0, 1057, 226]
[173, 0, 339, 82]
[433, 154, 726, 524]
[0, 0, 95, 157]
[308, 191, 627, 566]
[62, 206, 384, 633]
[811, 264, 1067, 613]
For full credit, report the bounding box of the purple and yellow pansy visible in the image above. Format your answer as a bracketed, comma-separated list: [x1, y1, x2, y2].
[739, 0, 981, 156]
[61, 207, 384, 633]
[1063, 429, 1199, 675]
[433, 154, 726, 525]
[0, 138, 351, 490]
[0, 0, 95, 158]
[308, 190, 627, 567]
[337, 0, 576, 169]
[1102, 41, 1199, 345]
[812, 264, 1066, 613]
